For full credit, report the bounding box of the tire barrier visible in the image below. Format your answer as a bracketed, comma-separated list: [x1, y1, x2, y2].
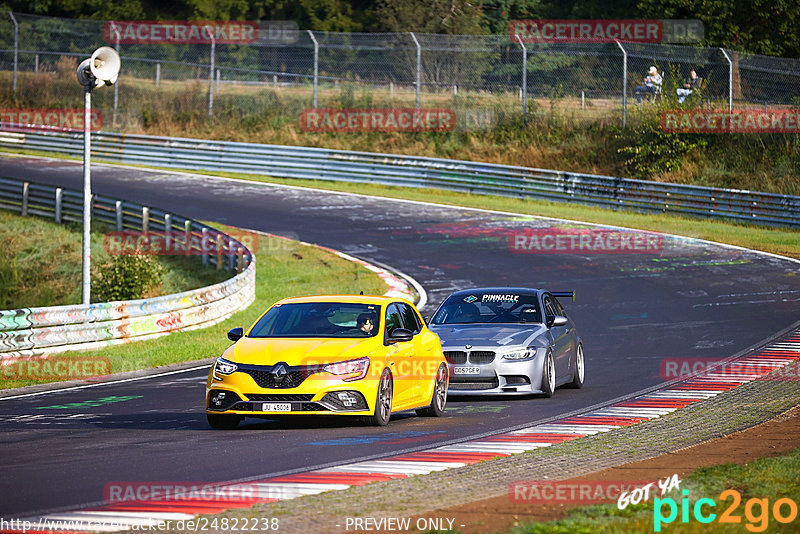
[0, 177, 255, 361]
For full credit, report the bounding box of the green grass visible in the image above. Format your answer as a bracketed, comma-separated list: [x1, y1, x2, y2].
[0, 210, 229, 309]
[0, 228, 389, 389]
[513, 448, 800, 533]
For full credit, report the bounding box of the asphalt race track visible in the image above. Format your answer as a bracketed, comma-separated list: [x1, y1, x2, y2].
[1, 155, 799, 518]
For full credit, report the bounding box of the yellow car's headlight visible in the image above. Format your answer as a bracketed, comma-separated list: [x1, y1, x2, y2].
[322, 357, 370, 381]
[212, 357, 238, 380]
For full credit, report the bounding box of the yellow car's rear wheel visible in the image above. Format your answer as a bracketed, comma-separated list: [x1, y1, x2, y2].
[365, 368, 393, 426]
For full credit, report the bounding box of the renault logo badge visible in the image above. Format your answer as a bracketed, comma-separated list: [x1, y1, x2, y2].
[272, 363, 288, 380]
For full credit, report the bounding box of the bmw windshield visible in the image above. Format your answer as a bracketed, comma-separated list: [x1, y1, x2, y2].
[248, 302, 381, 338]
[432, 293, 542, 325]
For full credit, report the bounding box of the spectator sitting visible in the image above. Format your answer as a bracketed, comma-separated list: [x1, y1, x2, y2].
[635, 66, 662, 104]
[676, 70, 702, 104]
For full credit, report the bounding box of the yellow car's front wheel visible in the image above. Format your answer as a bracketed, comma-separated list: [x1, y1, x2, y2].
[207, 413, 243, 430]
[416, 363, 448, 417]
[365, 368, 393, 426]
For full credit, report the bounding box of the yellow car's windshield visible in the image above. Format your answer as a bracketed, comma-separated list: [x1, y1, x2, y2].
[249, 302, 382, 338]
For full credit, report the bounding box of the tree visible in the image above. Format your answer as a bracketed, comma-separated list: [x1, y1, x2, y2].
[637, 0, 800, 58]
[376, 0, 485, 34]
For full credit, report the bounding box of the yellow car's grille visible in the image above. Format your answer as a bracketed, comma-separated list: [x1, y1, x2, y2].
[239, 366, 316, 389]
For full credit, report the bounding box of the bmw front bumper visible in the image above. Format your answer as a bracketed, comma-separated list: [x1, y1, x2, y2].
[445, 347, 548, 396]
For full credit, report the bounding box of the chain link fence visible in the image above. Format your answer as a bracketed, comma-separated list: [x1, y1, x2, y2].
[1, 12, 799, 131]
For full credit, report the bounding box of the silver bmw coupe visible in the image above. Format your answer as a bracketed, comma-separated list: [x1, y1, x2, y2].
[428, 287, 584, 396]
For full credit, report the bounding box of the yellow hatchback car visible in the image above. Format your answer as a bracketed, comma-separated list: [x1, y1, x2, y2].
[206, 295, 448, 428]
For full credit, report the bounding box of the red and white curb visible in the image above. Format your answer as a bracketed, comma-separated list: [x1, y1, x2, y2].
[12, 330, 799, 532]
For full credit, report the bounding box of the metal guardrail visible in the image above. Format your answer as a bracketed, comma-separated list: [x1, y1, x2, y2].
[0, 176, 256, 359]
[0, 127, 798, 228]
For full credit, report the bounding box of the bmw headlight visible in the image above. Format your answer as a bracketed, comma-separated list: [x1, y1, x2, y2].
[213, 357, 238, 380]
[502, 349, 535, 361]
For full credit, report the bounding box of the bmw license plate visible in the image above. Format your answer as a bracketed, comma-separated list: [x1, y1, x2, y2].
[262, 403, 292, 412]
[453, 366, 480, 375]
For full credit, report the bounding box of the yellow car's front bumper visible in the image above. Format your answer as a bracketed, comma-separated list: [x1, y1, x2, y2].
[205, 366, 382, 416]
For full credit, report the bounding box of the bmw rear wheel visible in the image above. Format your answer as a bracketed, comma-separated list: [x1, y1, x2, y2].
[416, 363, 448, 417]
[207, 413, 242, 430]
[568, 343, 585, 389]
[541, 350, 556, 398]
[365, 368, 393, 426]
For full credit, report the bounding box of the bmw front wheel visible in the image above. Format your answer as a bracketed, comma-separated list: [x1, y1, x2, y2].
[567, 343, 585, 389]
[541, 350, 556, 398]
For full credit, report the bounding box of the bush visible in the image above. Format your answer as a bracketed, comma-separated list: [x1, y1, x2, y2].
[615, 113, 707, 179]
[92, 254, 163, 303]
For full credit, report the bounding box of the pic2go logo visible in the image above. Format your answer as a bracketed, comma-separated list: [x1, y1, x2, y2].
[654, 489, 799, 532]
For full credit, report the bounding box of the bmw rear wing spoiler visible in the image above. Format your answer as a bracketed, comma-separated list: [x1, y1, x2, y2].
[551, 291, 576, 302]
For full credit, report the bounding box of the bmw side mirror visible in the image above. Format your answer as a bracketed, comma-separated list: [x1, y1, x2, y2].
[552, 316, 568, 327]
[388, 328, 413, 343]
[227, 327, 244, 342]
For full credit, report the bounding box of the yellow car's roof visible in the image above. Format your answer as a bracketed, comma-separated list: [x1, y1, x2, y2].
[273, 294, 413, 307]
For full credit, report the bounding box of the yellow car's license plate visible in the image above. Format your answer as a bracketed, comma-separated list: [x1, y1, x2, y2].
[262, 403, 292, 411]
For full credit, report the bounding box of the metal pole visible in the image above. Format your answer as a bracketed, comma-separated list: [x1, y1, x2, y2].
[516, 36, 527, 117]
[207, 25, 215, 117]
[155, 62, 160, 86]
[615, 40, 627, 129]
[409, 32, 421, 110]
[720, 47, 733, 113]
[111, 23, 120, 111]
[9, 12, 18, 93]
[307, 30, 318, 107]
[82, 87, 92, 304]
[111, 22, 119, 112]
